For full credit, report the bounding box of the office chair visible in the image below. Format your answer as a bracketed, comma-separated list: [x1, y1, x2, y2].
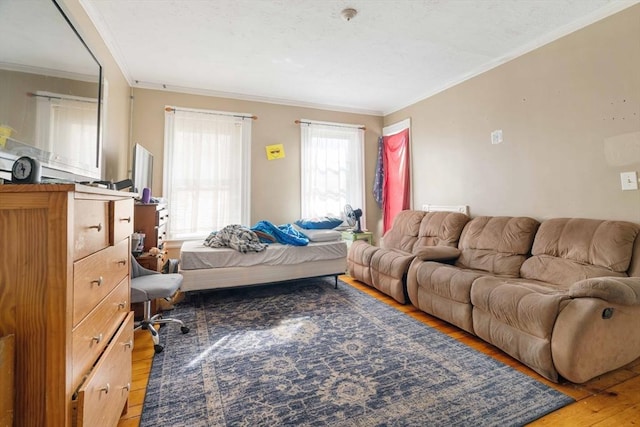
[130, 255, 189, 353]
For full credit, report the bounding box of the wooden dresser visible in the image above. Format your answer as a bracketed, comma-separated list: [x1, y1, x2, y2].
[134, 202, 168, 271]
[0, 184, 135, 427]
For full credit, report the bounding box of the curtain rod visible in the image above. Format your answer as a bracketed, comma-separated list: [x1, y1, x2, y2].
[28, 92, 97, 104]
[165, 106, 257, 120]
[295, 119, 365, 131]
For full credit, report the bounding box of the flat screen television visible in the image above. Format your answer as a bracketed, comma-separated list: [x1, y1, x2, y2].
[0, 0, 103, 182]
[132, 143, 153, 195]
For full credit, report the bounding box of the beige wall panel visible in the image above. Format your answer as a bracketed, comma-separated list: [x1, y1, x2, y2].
[386, 5, 640, 223]
[130, 89, 383, 228]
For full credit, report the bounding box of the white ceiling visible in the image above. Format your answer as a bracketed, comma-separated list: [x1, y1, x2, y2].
[81, 0, 638, 115]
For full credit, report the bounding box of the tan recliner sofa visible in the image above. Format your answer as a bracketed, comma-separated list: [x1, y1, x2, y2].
[407, 215, 640, 383]
[347, 210, 470, 303]
[407, 216, 540, 333]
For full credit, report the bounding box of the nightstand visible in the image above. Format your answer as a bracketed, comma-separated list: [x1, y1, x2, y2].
[134, 202, 168, 271]
[341, 230, 373, 248]
[135, 252, 163, 271]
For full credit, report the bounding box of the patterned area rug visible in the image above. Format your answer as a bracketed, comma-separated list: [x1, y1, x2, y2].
[141, 278, 573, 426]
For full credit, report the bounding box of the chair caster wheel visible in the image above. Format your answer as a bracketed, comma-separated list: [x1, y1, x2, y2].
[154, 344, 164, 353]
[181, 326, 190, 334]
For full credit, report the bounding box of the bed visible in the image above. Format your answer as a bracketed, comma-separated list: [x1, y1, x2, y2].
[179, 229, 348, 292]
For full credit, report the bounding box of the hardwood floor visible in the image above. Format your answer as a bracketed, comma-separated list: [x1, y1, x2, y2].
[118, 276, 640, 426]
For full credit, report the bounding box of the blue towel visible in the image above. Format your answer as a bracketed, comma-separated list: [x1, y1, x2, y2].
[251, 220, 309, 246]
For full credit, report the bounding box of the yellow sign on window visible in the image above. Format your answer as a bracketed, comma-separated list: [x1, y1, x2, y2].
[266, 143, 285, 160]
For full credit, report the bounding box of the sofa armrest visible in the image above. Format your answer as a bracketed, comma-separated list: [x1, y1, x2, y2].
[569, 276, 640, 305]
[413, 246, 461, 262]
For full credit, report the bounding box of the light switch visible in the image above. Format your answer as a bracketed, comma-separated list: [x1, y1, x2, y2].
[620, 171, 638, 191]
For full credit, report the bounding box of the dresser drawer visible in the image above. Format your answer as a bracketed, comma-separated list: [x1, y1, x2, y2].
[157, 207, 168, 227]
[73, 239, 129, 326]
[73, 312, 133, 427]
[156, 223, 166, 249]
[110, 199, 134, 244]
[72, 278, 130, 390]
[74, 199, 110, 260]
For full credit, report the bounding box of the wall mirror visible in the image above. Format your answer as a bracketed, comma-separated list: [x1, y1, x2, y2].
[0, 0, 103, 181]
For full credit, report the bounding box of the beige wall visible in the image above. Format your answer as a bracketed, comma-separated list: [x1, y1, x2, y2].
[59, 1, 640, 235]
[59, 0, 131, 182]
[386, 4, 640, 223]
[130, 89, 383, 228]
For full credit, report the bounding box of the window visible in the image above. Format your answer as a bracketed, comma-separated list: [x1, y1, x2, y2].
[35, 91, 99, 168]
[164, 107, 252, 240]
[300, 120, 365, 223]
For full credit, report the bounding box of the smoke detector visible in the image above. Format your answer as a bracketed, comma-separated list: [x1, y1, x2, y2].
[341, 8, 358, 21]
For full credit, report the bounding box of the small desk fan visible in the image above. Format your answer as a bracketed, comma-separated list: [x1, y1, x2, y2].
[344, 204, 363, 233]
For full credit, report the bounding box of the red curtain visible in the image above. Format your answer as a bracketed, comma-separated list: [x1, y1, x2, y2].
[382, 128, 410, 233]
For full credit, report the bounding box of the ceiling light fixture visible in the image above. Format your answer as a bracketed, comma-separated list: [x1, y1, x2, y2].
[341, 8, 357, 21]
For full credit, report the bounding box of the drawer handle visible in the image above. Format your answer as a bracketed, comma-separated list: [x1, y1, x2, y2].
[123, 383, 131, 391]
[124, 340, 133, 349]
[120, 216, 132, 223]
[91, 276, 104, 286]
[117, 259, 127, 266]
[89, 223, 103, 232]
[92, 334, 103, 343]
[100, 383, 110, 394]
[118, 301, 127, 310]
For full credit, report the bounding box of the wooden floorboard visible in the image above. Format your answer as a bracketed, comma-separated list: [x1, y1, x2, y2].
[118, 276, 640, 426]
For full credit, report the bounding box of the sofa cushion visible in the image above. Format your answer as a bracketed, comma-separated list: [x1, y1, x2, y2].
[413, 246, 461, 261]
[520, 218, 640, 286]
[471, 276, 572, 381]
[413, 211, 470, 249]
[455, 216, 540, 277]
[628, 235, 640, 277]
[380, 210, 425, 251]
[471, 276, 571, 339]
[407, 260, 487, 333]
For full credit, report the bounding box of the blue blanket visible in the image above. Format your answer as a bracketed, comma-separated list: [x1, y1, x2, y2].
[251, 220, 309, 246]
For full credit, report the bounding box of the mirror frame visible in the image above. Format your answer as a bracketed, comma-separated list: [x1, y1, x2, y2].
[0, 0, 103, 182]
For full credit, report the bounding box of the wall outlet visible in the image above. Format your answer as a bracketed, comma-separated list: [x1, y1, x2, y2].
[620, 171, 638, 191]
[491, 129, 503, 144]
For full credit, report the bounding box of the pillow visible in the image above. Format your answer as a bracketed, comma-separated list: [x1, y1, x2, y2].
[297, 228, 342, 242]
[295, 216, 344, 230]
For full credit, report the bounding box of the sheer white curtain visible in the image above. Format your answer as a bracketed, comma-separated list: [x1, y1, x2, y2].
[35, 92, 98, 166]
[164, 107, 251, 240]
[300, 121, 365, 223]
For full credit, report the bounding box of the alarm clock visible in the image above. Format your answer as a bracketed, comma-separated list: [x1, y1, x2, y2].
[11, 156, 42, 184]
